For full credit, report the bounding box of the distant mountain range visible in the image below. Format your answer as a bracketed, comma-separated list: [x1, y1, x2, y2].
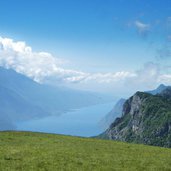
[99, 98, 126, 129]
[146, 84, 170, 95]
[99, 86, 171, 148]
[0, 67, 113, 130]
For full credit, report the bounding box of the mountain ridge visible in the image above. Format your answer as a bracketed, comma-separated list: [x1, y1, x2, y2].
[99, 88, 171, 147]
[99, 84, 170, 130]
[0, 67, 112, 130]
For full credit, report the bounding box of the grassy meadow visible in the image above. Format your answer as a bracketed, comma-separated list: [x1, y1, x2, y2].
[0, 131, 171, 171]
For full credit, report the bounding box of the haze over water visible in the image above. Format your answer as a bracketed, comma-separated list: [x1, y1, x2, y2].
[16, 102, 115, 137]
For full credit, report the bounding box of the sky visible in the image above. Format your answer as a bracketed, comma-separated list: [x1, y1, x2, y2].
[0, 0, 171, 97]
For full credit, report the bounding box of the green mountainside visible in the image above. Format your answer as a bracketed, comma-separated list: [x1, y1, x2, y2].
[99, 88, 171, 147]
[1, 131, 171, 171]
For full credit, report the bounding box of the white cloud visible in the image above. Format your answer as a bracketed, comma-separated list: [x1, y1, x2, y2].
[0, 36, 170, 95]
[0, 36, 135, 85]
[134, 20, 150, 36]
[127, 62, 160, 88]
[82, 72, 136, 83]
[125, 62, 171, 92]
[0, 37, 67, 83]
[158, 74, 171, 84]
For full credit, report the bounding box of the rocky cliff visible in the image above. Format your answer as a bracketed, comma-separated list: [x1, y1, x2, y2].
[100, 88, 171, 147]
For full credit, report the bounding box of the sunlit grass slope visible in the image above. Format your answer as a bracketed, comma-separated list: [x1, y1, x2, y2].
[0, 131, 171, 171]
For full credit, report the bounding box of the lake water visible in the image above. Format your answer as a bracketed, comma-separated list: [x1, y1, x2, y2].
[16, 102, 115, 137]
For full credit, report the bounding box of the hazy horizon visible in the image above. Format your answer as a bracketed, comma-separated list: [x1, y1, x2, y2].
[0, 0, 171, 97]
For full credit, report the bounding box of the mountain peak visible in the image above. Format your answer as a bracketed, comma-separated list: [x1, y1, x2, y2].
[146, 84, 168, 95]
[157, 84, 167, 90]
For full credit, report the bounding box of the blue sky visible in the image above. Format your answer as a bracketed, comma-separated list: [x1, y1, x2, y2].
[0, 0, 171, 96]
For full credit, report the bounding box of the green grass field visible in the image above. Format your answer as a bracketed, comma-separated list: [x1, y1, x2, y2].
[0, 131, 171, 171]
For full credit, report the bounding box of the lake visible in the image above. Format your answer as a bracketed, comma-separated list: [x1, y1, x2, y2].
[16, 102, 115, 137]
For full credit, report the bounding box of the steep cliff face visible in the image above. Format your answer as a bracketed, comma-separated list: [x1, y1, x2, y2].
[101, 90, 171, 147]
[99, 84, 169, 131]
